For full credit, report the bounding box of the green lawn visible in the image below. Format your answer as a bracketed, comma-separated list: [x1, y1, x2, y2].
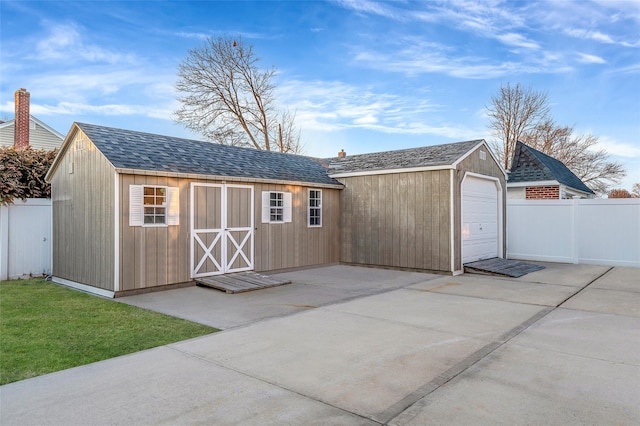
[0, 279, 218, 385]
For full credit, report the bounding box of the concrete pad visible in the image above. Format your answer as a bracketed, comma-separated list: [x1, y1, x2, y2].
[590, 266, 640, 292]
[561, 287, 640, 317]
[390, 344, 640, 426]
[408, 275, 578, 307]
[512, 262, 611, 287]
[121, 265, 441, 329]
[1, 346, 374, 426]
[121, 283, 348, 329]
[325, 288, 546, 340]
[272, 264, 439, 291]
[510, 308, 640, 365]
[173, 308, 489, 422]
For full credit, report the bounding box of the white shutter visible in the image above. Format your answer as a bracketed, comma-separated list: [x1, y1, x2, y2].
[261, 191, 270, 223]
[283, 192, 292, 223]
[167, 187, 179, 225]
[129, 185, 144, 226]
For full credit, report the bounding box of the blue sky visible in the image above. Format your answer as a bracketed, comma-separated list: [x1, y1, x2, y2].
[1, 0, 639, 190]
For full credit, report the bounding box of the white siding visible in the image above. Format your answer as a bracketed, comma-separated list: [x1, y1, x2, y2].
[0, 120, 63, 150]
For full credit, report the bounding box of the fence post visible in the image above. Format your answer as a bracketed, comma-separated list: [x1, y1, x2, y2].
[0, 205, 8, 280]
[571, 199, 579, 264]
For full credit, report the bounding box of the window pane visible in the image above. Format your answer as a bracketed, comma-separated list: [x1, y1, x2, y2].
[156, 187, 165, 196]
[156, 215, 165, 224]
[144, 196, 154, 205]
[144, 215, 154, 224]
[144, 187, 154, 195]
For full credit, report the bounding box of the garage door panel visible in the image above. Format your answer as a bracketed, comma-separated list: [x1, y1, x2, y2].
[462, 176, 499, 264]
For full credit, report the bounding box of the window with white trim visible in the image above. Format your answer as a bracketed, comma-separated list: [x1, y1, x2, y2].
[261, 191, 292, 223]
[308, 189, 322, 227]
[144, 186, 167, 224]
[129, 185, 179, 227]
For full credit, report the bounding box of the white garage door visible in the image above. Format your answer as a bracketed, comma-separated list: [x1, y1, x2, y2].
[462, 176, 499, 263]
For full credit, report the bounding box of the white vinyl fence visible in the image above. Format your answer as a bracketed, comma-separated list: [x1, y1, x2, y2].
[507, 198, 640, 268]
[0, 198, 52, 280]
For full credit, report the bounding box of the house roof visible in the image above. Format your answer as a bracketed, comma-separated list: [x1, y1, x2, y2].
[0, 115, 65, 140]
[326, 139, 488, 176]
[68, 123, 342, 187]
[508, 141, 594, 194]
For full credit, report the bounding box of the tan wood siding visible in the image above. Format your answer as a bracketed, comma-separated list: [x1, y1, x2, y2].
[50, 131, 114, 289]
[118, 177, 340, 292]
[454, 146, 507, 271]
[338, 170, 452, 272]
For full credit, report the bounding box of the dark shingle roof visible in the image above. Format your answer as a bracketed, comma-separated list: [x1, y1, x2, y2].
[326, 140, 484, 174]
[76, 123, 341, 187]
[508, 141, 594, 194]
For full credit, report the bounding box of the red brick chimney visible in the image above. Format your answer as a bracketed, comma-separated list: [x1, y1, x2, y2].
[338, 149, 346, 158]
[14, 88, 30, 150]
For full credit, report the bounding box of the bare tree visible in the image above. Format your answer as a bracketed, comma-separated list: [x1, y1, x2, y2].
[175, 36, 302, 153]
[486, 83, 550, 169]
[521, 119, 626, 196]
[632, 183, 640, 198]
[608, 188, 632, 198]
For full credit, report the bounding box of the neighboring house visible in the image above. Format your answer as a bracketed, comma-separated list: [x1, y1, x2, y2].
[45, 123, 506, 297]
[507, 141, 595, 199]
[0, 88, 64, 150]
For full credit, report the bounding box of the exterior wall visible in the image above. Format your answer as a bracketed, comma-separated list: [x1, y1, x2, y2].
[0, 120, 63, 150]
[507, 186, 526, 199]
[338, 170, 452, 272]
[50, 130, 115, 290]
[118, 175, 341, 292]
[526, 185, 559, 199]
[454, 146, 507, 271]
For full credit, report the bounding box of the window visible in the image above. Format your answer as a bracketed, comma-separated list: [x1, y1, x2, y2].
[143, 186, 167, 224]
[270, 192, 284, 222]
[261, 191, 292, 224]
[308, 189, 322, 227]
[129, 185, 179, 227]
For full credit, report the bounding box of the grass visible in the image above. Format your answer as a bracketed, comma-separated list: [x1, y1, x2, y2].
[0, 279, 218, 385]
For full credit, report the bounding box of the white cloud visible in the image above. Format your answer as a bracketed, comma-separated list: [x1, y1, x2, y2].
[495, 33, 540, 50]
[35, 22, 137, 64]
[276, 79, 480, 141]
[576, 53, 606, 64]
[596, 136, 640, 158]
[565, 28, 614, 44]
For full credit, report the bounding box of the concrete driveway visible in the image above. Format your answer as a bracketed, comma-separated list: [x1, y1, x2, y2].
[2, 263, 639, 425]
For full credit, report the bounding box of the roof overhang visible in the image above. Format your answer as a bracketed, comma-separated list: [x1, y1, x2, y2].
[329, 140, 508, 180]
[115, 168, 344, 190]
[45, 123, 79, 183]
[329, 164, 455, 179]
[507, 180, 559, 188]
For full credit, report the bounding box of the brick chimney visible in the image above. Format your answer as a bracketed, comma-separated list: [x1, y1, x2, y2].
[14, 88, 30, 150]
[338, 149, 346, 158]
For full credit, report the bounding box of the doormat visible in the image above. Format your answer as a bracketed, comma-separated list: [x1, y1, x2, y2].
[464, 258, 545, 278]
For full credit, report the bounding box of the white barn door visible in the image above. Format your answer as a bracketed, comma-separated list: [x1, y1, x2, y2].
[462, 175, 500, 264]
[190, 183, 254, 278]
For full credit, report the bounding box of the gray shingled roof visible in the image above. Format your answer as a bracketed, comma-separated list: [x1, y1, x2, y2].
[325, 140, 484, 174]
[76, 123, 341, 187]
[508, 141, 594, 194]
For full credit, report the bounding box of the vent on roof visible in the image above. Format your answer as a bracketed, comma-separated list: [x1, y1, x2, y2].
[479, 150, 486, 160]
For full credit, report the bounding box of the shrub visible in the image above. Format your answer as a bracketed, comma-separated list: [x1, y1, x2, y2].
[0, 147, 57, 205]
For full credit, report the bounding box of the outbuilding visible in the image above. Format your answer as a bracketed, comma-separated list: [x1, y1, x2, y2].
[45, 123, 342, 297]
[46, 123, 506, 297]
[327, 140, 507, 274]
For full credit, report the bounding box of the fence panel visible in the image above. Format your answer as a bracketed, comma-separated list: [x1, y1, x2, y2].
[507, 199, 640, 268]
[0, 199, 52, 280]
